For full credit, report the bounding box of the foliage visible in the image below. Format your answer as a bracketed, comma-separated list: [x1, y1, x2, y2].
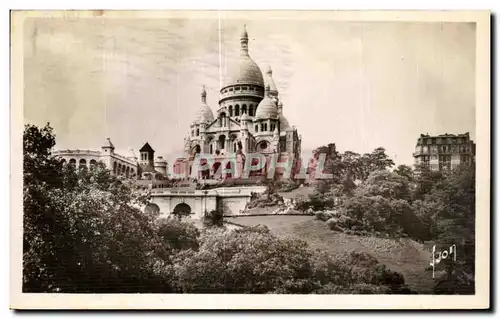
[157, 217, 200, 251]
[168, 226, 412, 294]
[22, 123, 191, 293]
[314, 211, 332, 222]
[413, 163, 444, 200]
[358, 170, 412, 201]
[275, 180, 300, 193]
[394, 164, 414, 182]
[295, 190, 335, 212]
[425, 164, 476, 294]
[202, 209, 224, 228]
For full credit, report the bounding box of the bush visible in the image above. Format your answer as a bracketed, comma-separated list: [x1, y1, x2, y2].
[202, 209, 224, 228]
[157, 217, 200, 251]
[326, 218, 342, 231]
[167, 227, 413, 294]
[277, 180, 300, 192]
[314, 211, 333, 222]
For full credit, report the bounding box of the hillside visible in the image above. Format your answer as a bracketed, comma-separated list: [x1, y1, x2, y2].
[225, 215, 434, 293]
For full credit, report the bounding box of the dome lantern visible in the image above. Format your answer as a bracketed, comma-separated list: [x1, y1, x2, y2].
[240, 24, 249, 55]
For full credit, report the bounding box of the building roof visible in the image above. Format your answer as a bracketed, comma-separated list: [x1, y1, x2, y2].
[194, 85, 215, 124]
[279, 113, 290, 130]
[240, 113, 250, 121]
[223, 26, 264, 88]
[102, 137, 115, 149]
[265, 65, 278, 93]
[139, 142, 155, 152]
[255, 95, 279, 120]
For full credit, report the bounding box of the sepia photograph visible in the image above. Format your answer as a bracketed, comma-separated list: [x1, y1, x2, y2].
[9, 10, 490, 309]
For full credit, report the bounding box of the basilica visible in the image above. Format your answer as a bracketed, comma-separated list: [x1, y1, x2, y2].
[173, 26, 302, 180]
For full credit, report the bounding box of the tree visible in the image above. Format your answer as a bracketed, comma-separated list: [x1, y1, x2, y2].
[337, 170, 423, 238]
[23, 123, 176, 292]
[413, 163, 443, 200]
[356, 148, 395, 181]
[359, 170, 412, 202]
[425, 164, 475, 294]
[394, 164, 414, 182]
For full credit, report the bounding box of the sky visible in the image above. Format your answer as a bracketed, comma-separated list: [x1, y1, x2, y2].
[23, 15, 476, 167]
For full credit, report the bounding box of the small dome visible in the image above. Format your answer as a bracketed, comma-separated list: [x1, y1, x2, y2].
[279, 114, 290, 130]
[195, 85, 214, 123]
[255, 96, 279, 120]
[240, 113, 250, 121]
[195, 104, 214, 123]
[154, 156, 167, 166]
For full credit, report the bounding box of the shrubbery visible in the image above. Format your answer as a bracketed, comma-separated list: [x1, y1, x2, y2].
[168, 227, 413, 294]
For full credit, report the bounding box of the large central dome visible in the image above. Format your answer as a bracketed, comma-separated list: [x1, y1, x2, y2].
[223, 26, 264, 88]
[225, 55, 264, 87]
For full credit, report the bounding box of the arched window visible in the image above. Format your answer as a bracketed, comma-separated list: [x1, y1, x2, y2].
[69, 158, 76, 167]
[131, 169, 134, 177]
[89, 159, 97, 166]
[242, 104, 247, 114]
[126, 167, 130, 178]
[249, 105, 253, 116]
[118, 164, 122, 175]
[196, 128, 199, 136]
[219, 135, 226, 149]
[61, 159, 67, 165]
[229, 105, 233, 116]
[113, 162, 117, 174]
[255, 125, 258, 132]
[235, 105, 240, 116]
[261, 123, 265, 131]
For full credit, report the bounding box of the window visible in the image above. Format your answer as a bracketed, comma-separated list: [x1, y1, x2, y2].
[242, 105, 247, 114]
[249, 105, 253, 116]
[229, 105, 233, 116]
[271, 124, 276, 132]
[235, 105, 240, 116]
[235, 86, 240, 91]
[242, 86, 248, 90]
[255, 125, 258, 132]
[196, 128, 199, 136]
